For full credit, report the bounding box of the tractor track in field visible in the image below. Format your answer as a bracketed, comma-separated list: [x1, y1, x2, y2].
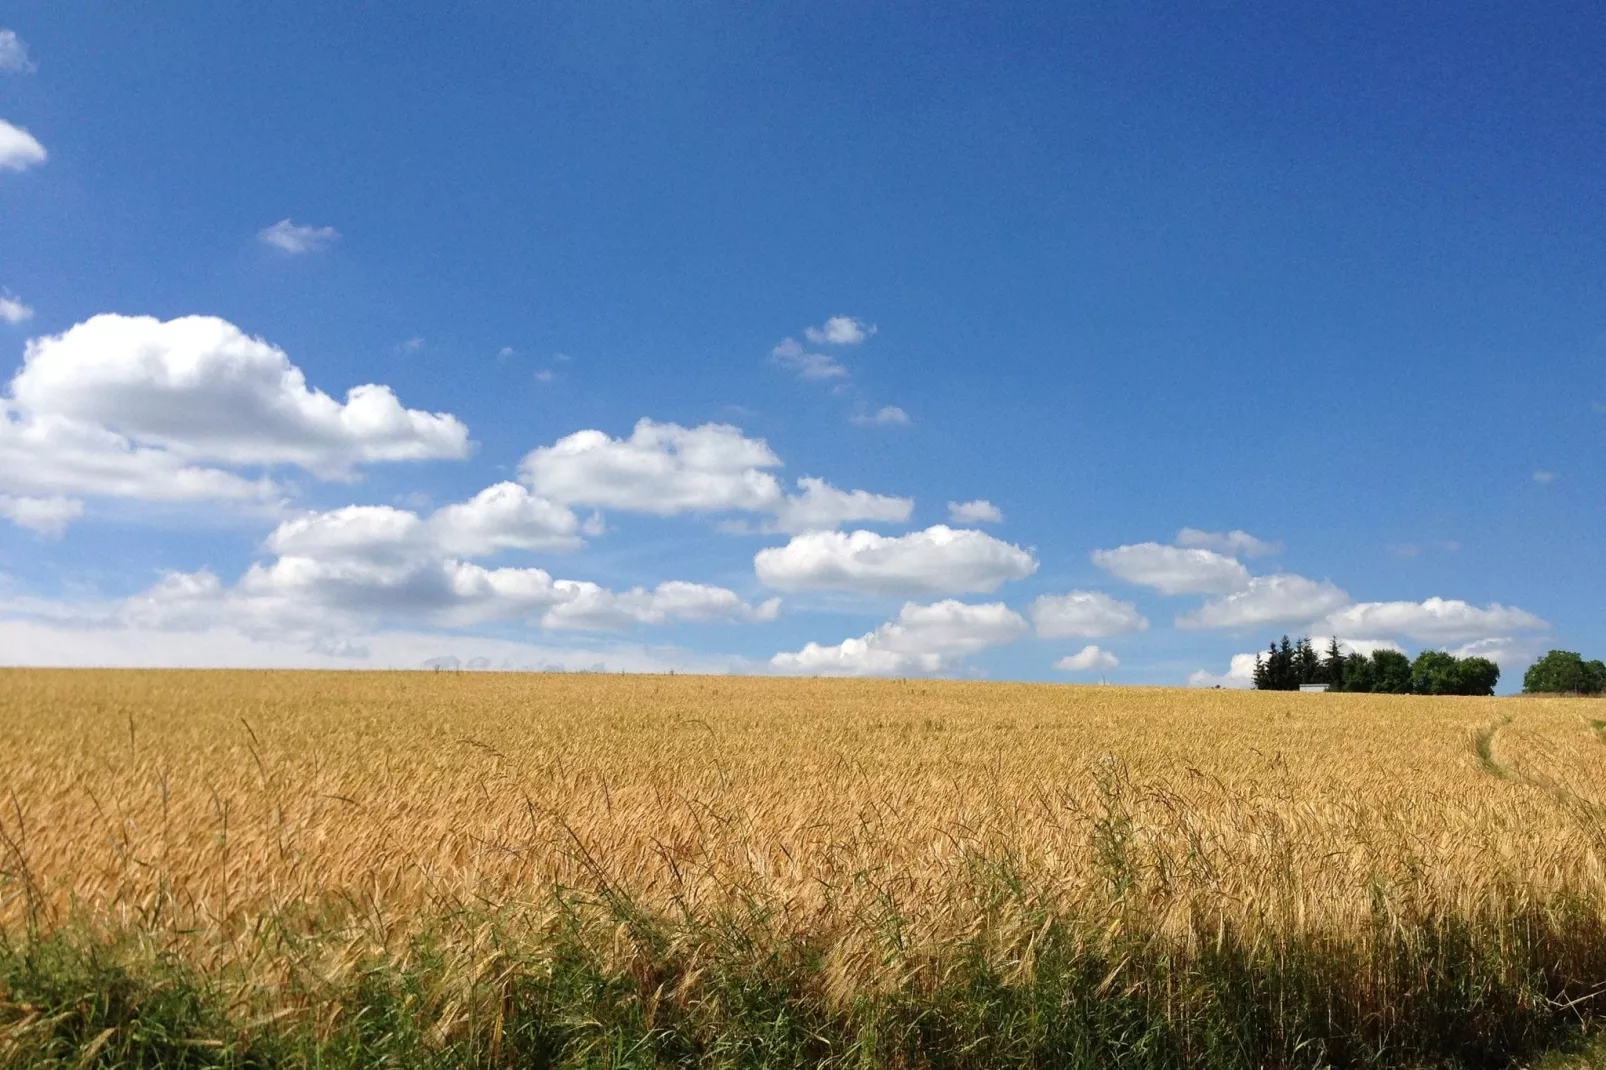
[1475, 716, 1606, 824]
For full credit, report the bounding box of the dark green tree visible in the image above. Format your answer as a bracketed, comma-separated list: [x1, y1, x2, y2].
[1276, 636, 1296, 690]
[1323, 638, 1345, 690]
[1293, 638, 1322, 686]
[1410, 650, 1499, 695]
[1253, 646, 1272, 690]
[1411, 650, 1462, 695]
[1253, 636, 1314, 691]
[1453, 656, 1500, 696]
[1341, 652, 1375, 693]
[1256, 638, 1499, 696]
[1523, 650, 1606, 695]
[1371, 649, 1413, 694]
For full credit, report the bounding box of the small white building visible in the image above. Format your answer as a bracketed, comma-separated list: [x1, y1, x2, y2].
[1298, 683, 1330, 693]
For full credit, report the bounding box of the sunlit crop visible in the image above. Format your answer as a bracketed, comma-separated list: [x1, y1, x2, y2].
[2, 669, 1604, 1067]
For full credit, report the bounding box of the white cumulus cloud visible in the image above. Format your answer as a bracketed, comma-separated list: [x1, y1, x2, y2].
[538, 581, 780, 632]
[0, 118, 47, 171]
[0, 411, 283, 512]
[769, 477, 912, 534]
[258, 219, 340, 254]
[0, 614, 759, 674]
[520, 419, 908, 532]
[850, 406, 910, 427]
[1174, 527, 1281, 558]
[522, 420, 784, 515]
[1307, 635, 1406, 658]
[1176, 574, 1350, 630]
[755, 525, 1038, 596]
[771, 337, 847, 380]
[1092, 542, 1251, 595]
[948, 499, 1002, 524]
[1054, 645, 1119, 673]
[803, 316, 875, 345]
[268, 484, 583, 563]
[0, 314, 471, 529]
[0, 31, 35, 73]
[1448, 637, 1542, 672]
[428, 483, 586, 556]
[1187, 652, 1262, 688]
[0, 295, 32, 324]
[1318, 598, 1548, 644]
[1031, 591, 1148, 638]
[12, 314, 470, 478]
[772, 599, 1025, 676]
[109, 488, 778, 643]
[0, 494, 82, 536]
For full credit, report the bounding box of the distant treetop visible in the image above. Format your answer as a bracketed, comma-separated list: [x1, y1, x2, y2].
[1253, 635, 1498, 696]
[1522, 650, 1606, 695]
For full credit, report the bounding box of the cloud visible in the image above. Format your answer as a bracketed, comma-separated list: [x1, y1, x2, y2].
[258, 219, 340, 254]
[1187, 653, 1262, 689]
[269, 483, 584, 562]
[803, 316, 875, 346]
[545, 582, 780, 632]
[1031, 590, 1148, 638]
[0, 295, 32, 324]
[523, 420, 783, 515]
[520, 419, 908, 532]
[427, 482, 586, 555]
[1092, 542, 1251, 595]
[0, 314, 470, 529]
[1054, 645, 1119, 673]
[12, 314, 469, 478]
[1307, 635, 1406, 658]
[0, 614, 758, 673]
[768, 477, 912, 534]
[771, 337, 847, 380]
[1533, 470, 1557, 484]
[1393, 539, 1461, 560]
[102, 488, 779, 642]
[0, 118, 47, 171]
[0, 494, 82, 536]
[0, 409, 284, 513]
[1448, 636, 1542, 672]
[948, 499, 1002, 524]
[772, 599, 1025, 676]
[232, 560, 772, 635]
[0, 31, 35, 73]
[1317, 598, 1548, 644]
[1176, 574, 1350, 630]
[755, 525, 1037, 596]
[1174, 527, 1281, 558]
[850, 406, 910, 427]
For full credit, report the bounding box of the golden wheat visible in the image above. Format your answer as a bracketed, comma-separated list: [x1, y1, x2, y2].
[2, 668, 1602, 977]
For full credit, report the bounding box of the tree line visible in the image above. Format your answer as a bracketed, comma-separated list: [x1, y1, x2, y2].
[1252, 636, 1499, 696]
[1523, 649, 1606, 695]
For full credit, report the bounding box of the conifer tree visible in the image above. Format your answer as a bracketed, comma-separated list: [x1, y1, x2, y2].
[1324, 637, 1345, 690]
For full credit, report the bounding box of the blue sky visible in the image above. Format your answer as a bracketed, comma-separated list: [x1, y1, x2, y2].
[0, 3, 1600, 685]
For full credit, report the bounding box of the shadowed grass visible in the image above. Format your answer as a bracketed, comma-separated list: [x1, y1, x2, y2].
[4, 875, 1604, 1069]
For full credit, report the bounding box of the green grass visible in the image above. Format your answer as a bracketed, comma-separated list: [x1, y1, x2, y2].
[4, 879, 1605, 1069]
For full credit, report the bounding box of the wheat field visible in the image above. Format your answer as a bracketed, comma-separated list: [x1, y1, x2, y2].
[2, 668, 1605, 1067]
